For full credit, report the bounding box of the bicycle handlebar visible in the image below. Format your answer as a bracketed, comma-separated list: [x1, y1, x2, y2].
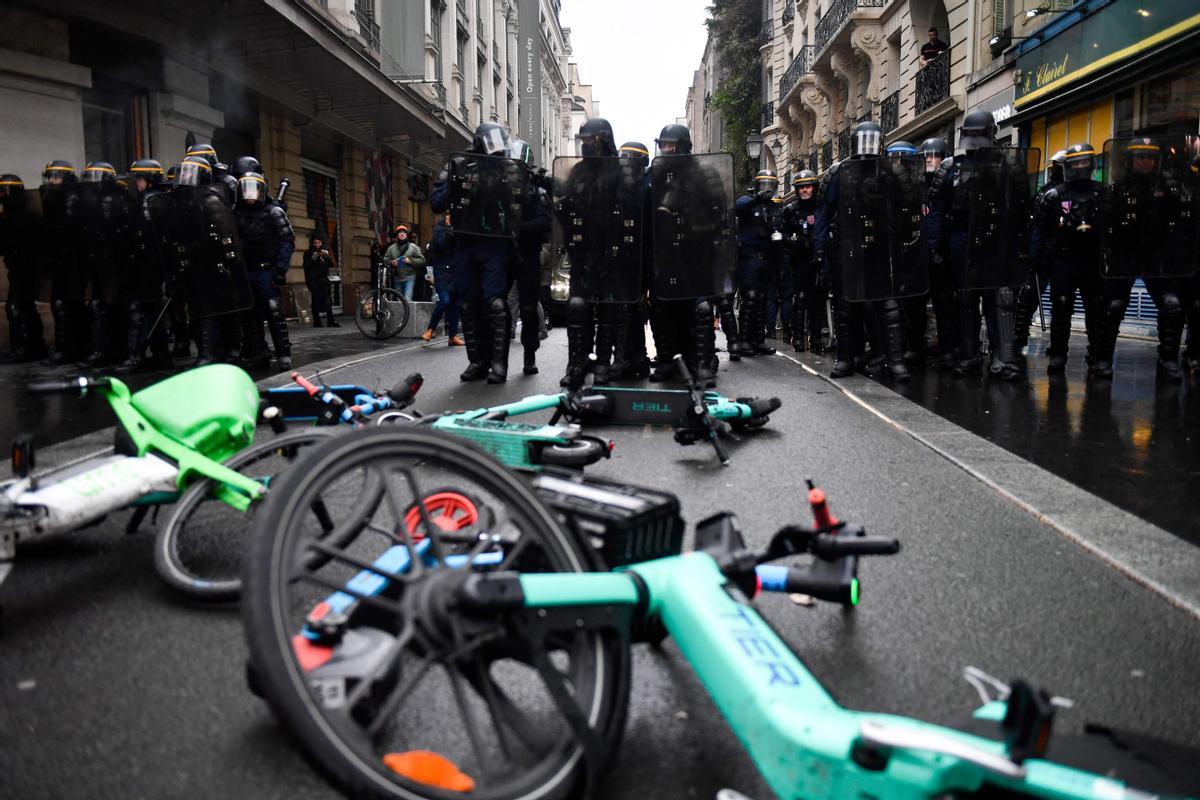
[28, 377, 112, 395]
[386, 373, 424, 406]
[813, 535, 900, 558]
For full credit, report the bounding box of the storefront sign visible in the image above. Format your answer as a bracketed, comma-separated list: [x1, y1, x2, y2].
[1016, 0, 1200, 107]
[518, 0, 541, 147]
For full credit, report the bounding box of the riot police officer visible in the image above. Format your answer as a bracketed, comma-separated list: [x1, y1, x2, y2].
[431, 122, 520, 383]
[509, 138, 551, 376]
[1031, 143, 1110, 377]
[927, 110, 1024, 380]
[40, 160, 90, 364]
[234, 171, 295, 370]
[782, 169, 822, 352]
[918, 137, 959, 368]
[187, 143, 238, 206]
[1014, 150, 1065, 350]
[114, 159, 172, 373]
[615, 141, 652, 379]
[815, 121, 913, 381]
[77, 161, 131, 367]
[1, 175, 47, 362]
[886, 141, 930, 362]
[734, 169, 783, 356]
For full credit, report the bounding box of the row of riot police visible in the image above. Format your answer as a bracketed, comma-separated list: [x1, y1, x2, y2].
[432, 119, 740, 389]
[0, 143, 296, 372]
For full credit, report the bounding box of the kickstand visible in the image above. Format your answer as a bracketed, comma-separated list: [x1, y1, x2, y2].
[126, 505, 150, 535]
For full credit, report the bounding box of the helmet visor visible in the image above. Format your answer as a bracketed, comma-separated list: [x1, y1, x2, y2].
[1063, 156, 1095, 183]
[177, 160, 209, 187]
[755, 176, 779, 195]
[853, 128, 882, 157]
[239, 175, 265, 201]
[479, 127, 510, 156]
[82, 166, 113, 183]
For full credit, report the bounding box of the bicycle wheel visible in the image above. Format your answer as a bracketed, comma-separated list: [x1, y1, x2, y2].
[356, 289, 410, 340]
[154, 428, 354, 602]
[243, 427, 630, 800]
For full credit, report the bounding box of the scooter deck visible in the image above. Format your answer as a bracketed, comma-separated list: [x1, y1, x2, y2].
[579, 387, 719, 427]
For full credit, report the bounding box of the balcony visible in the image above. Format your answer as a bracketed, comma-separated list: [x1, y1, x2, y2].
[354, 0, 379, 52]
[781, 0, 794, 27]
[880, 89, 899, 133]
[915, 50, 949, 116]
[820, 140, 833, 170]
[456, 0, 469, 31]
[837, 128, 851, 160]
[759, 19, 774, 46]
[761, 100, 776, 130]
[814, 0, 884, 55]
[779, 45, 815, 103]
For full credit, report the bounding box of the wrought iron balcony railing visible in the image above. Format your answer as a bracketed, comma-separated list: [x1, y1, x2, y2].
[915, 50, 949, 116]
[761, 101, 776, 130]
[782, 0, 795, 27]
[814, 0, 884, 55]
[759, 19, 774, 45]
[779, 45, 815, 102]
[821, 140, 833, 170]
[354, 0, 380, 52]
[838, 128, 852, 160]
[880, 89, 899, 132]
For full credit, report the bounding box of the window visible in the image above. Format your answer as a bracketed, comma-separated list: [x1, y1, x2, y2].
[992, 0, 1011, 38]
[431, 1, 445, 82]
[456, 30, 467, 69]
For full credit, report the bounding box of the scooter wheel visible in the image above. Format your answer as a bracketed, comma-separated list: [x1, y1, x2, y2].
[537, 436, 610, 468]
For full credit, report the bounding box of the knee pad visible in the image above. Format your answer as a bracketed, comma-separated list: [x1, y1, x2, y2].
[1159, 292, 1182, 316]
[267, 297, 284, 315]
[488, 296, 508, 316]
[996, 287, 1015, 309]
[1105, 298, 1125, 316]
[692, 299, 713, 321]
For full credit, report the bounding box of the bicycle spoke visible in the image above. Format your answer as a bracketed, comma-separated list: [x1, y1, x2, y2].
[364, 651, 439, 738]
[344, 617, 415, 711]
[446, 662, 495, 778]
[464, 659, 556, 759]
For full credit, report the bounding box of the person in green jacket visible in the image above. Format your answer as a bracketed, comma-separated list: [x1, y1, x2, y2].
[384, 224, 426, 300]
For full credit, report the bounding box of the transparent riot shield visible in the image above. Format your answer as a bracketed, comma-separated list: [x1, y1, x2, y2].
[161, 185, 253, 318]
[447, 153, 528, 238]
[963, 147, 1038, 289]
[1100, 136, 1198, 279]
[650, 152, 736, 300]
[552, 156, 644, 303]
[836, 155, 929, 302]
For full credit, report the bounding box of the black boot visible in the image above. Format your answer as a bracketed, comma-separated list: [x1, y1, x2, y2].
[195, 318, 219, 366]
[560, 297, 592, 387]
[986, 288, 1021, 381]
[954, 291, 983, 376]
[609, 305, 632, 379]
[326, 313, 341, 328]
[1154, 289, 1184, 383]
[486, 297, 510, 384]
[877, 300, 910, 382]
[791, 300, 807, 352]
[735, 293, 756, 357]
[459, 301, 490, 381]
[931, 285, 959, 369]
[716, 294, 741, 361]
[266, 297, 293, 371]
[78, 300, 112, 367]
[44, 299, 76, 365]
[691, 300, 717, 388]
[830, 300, 858, 378]
[748, 290, 775, 355]
[519, 302, 539, 375]
[1013, 276, 1041, 349]
[591, 307, 619, 386]
[1046, 292, 1073, 373]
[1087, 296, 1123, 380]
[115, 303, 148, 374]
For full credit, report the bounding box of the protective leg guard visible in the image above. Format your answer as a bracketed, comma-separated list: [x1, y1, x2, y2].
[560, 296, 592, 387]
[1047, 293, 1073, 373]
[266, 297, 293, 370]
[1014, 276, 1040, 348]
[608, 304, 631, 379]
[45, 298, 75, 365]
[114, 303, 148, 374]
[78, 300, 111, 367]
[519, 302, 540, 375]
[486, 296, 511, 384]
[931, 285, 959, 368]
[592, 305, 620, 386]
[1087, 296, 1125, 380]
[623, 304, 650, 378]
[196, 318, 220, 366]
[831, 300, 858, 378]
[878, 299, 910, 382]
[749, 290, 776, 355]
[953, 291, 983, 376]
[691, 299, 717, 388]
[715, 294, 741, 360]
[792, 297, 808, 352]
[1153, 289, 1184, 382]
[986, 287, 1021, 381]
[459, 301, 490, 381]
[734, 292, 756, 357]
[901, 295, 928, 363]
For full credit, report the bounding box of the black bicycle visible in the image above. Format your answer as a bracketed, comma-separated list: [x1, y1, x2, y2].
[355, 259, 411, 340]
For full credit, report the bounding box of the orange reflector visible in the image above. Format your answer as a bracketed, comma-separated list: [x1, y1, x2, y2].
[383, 751, 476, 792]
[291, 634, 334, 672]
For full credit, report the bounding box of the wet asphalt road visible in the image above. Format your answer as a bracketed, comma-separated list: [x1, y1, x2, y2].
[1, 329, 1199, 800]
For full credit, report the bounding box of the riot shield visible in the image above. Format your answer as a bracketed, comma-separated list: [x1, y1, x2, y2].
[836, 155, 929, 302]
[963, 147, 1038, 289]
[1100, 136, 1198, 279]
[447, 153, 527, 238]
[165, 185, 253, 318]
[552, 156, 644, 303]
[650, 152, 736, 300]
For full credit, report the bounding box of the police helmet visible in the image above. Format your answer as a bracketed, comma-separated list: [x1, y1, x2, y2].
[165, 164, 179, 184]
[1123, 137, 1162, 175]
[959, 110, 997, 153]
[754, 169, 779, 196]
[471, 123, 511, 156]
[176, 155, 214, 187]
[232, 155, 263, 179]
[186, 143, 219, 168]
[619, 141, 650, 162]
[1062, 143, 1096, 184]
[1046, 150, 1066, 185]
[793, 169, 818, 187]
[885, 141, 918, 156]
[508, 138, 535, 167]
[238, 171, 268, 203]
[0, 174, 24, 196]
[129, 159, 165, 186]
[655, 124, 693, 156]
[579, 118, 617, 157]
[42, 160, 78, 185]
[919, 138, 948, 157]
[82, 162, 118, 183]
[850, 121, 883, 158]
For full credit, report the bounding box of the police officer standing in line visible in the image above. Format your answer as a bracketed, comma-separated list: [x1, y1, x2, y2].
[918, 137, 958, 368]
[114, 159, 173, 373]
[40, 160, 89, 364]
[927, 110, 1022, 380]
[1030, 143, 1110, 377]
[885, 140, 928, 364]
[508, 137, 551, 376]
[733, 169, 782, 357]
[77, 161, 129, 367]
[815, 121, 911, 381]
[0, 174, 47, 362]
[431, 122, 519, 383]
[616, 140, 653, 379]
[1014, 149, 1065, 350]
[782, 169, 823, 353]
[234, 170, 295, 370]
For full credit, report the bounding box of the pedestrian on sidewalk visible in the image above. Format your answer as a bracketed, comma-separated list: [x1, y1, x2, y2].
[384, 224, 426, 301]
[422, 215, 463, 345]
[304, 235, 340, 327]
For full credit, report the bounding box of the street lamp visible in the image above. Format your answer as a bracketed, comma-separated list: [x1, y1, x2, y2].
[745, 130, 764, 163]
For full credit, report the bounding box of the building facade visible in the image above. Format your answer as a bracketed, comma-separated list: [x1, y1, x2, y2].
[0, 0, 591, 345]
[685, 36, 726, 156]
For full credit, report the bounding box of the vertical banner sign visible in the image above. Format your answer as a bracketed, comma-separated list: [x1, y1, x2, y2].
[518, 0, 541, 149]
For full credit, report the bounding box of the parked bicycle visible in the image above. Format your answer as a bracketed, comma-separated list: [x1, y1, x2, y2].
[355, 257, 411, 340]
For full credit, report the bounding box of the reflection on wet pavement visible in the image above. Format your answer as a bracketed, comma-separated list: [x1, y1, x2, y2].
[0, 321, 401, 450]
[889, 332, 1200, 546]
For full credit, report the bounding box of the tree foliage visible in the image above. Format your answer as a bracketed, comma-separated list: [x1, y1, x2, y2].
[707, 0, 763, 186]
